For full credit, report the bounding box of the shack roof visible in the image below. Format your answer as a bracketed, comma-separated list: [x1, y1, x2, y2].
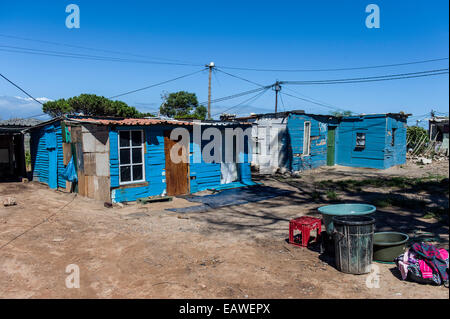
[0, 118, 43, 127]
[0, 118, 44, 133]
[66, 116, 192, 126]
[234, 111, 411, 122]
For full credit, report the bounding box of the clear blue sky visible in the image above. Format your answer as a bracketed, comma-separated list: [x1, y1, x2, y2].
[0, 0, 448, 125]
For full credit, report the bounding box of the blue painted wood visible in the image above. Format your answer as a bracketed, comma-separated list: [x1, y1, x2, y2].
[286, 114, 331, 171]
[30, 122, 63, 189]
[335, 115, 407, 169]
[110, 125, 167, 203]
[110, 123, 254, 202]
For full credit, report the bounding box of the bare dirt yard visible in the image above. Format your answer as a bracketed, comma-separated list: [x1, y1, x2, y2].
[0, 159, 448, 299]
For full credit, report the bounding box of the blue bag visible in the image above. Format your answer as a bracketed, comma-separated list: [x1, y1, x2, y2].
[61, 156, 78, 182]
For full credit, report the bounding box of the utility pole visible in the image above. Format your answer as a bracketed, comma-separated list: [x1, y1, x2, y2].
[206, 62, 215, 120]
[273, 81, 282, 113]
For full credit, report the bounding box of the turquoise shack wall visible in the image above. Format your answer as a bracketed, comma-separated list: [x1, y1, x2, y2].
[286, 113, 337, 171]
[30, 121, 65, 189]
[110, 124, 253, 203]
[335, 114, 407, 169]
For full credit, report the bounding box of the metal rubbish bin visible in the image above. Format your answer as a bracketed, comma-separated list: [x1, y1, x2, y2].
[333, 215, 376, 275]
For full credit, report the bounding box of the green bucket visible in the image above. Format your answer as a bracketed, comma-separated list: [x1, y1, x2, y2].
[373, 232, 409, 262]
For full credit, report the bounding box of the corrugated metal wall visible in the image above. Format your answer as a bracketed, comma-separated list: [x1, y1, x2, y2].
[30, 121, 65, 189]
[286, 114, 330, 171]
[384, 116, 407, 168]
[110, 124, 254, 202]
[110, 125, 167, 202]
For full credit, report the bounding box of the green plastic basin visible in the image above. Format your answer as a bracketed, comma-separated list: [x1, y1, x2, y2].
[373, 232, 409, 262]
[318, 203, 376, 235]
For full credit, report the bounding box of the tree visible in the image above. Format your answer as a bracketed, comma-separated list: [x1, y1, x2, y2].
[42, 94, 152, 118]
[159, 91, 207, 120]
[330, 110, 353, 117]
[407, 126, 429, 152]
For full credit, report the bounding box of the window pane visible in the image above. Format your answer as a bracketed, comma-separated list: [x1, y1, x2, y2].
[119, 131, 130, 147]
[132, 148, 142, 164]
[120, 166, 131, 182]
[132, 131, 142, 146]
[120, 149, 131, 164]
[133, 165, 143, 181]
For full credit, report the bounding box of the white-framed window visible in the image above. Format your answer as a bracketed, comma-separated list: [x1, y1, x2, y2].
[302, 121, 311, 156]
[356, 132, 366, 148]
[118, 130, 145, 185]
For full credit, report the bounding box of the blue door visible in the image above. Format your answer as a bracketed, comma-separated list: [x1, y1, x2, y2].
[45, 125, 58, 189]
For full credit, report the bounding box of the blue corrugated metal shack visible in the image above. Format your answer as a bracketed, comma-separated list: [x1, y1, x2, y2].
[335, 113, 408, 169]
[286, 112, 339, 171]
[28, 116, 255, 203]
[240, 111, 409, 173]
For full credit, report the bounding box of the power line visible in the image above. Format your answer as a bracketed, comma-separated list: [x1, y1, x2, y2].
[212, 87, 270, 117]
[109, 69, 206, 99]
[214, 68, 265, 87]
[283, 87, 347, 112]
[281, 69, 449, 85]
[201, 86, 271, 105]
[279, 92, 286, 112]
[281, 90, 346, 112]
[0, 33, 198, 65]
[0, 72, 44, 105]
[218, 58, 449, 72]
[0, 45, 203, 67]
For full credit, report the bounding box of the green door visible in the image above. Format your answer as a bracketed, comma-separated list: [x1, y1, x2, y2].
[327, 127, 336, 166]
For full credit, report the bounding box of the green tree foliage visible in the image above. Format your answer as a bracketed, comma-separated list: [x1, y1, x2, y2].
[42, 94, 152, 118]
[407, 126, 429, 151]
[330, 110, 353, 117]
[159, 91, 207, 120]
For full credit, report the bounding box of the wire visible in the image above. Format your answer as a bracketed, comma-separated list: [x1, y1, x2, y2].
[281, 90, 349, 113]
[218, 58, 449, 72]
[279, 92, 286, 112]
[0, 72, 44, 105]
[0, 33, 198, 65]
[201, 86, 272, 105]
[281, 69, 449, 85]
[215, 68, 265, 87]
[212, 87, 270, 117]
[283, 87, 347, 112]
[0, 45, 203, 67]
[0, 195, 76, 251]
[109, 69, 207, 99]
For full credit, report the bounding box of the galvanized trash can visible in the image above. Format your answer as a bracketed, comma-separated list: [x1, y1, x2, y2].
[332, 215, 376, 275]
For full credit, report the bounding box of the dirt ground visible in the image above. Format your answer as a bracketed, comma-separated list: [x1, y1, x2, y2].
[0, 160, 448, 299]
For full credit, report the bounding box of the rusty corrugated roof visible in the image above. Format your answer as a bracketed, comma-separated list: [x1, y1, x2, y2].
[67, 117, 193, 126]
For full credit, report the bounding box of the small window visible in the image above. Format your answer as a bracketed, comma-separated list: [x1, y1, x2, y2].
[119, 130, 145, 184]
[303, 122, 311, 156]
[356, 132, 366, 148]
[253, 136, 261, 155]
[391, 128, 397, 146]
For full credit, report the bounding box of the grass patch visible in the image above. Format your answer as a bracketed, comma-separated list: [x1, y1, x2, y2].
[370, 195, 428, 210]
[317, 175, 448, 193]
[423, 207, 449, 221]
[326, 190, 340, 201]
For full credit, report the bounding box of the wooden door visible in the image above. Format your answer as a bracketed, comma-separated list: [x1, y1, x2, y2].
[164, 130, 189, 196]
[327, 127, 336, 166]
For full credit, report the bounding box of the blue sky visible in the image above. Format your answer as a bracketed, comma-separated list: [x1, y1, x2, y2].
[0, 0, 448, 125]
